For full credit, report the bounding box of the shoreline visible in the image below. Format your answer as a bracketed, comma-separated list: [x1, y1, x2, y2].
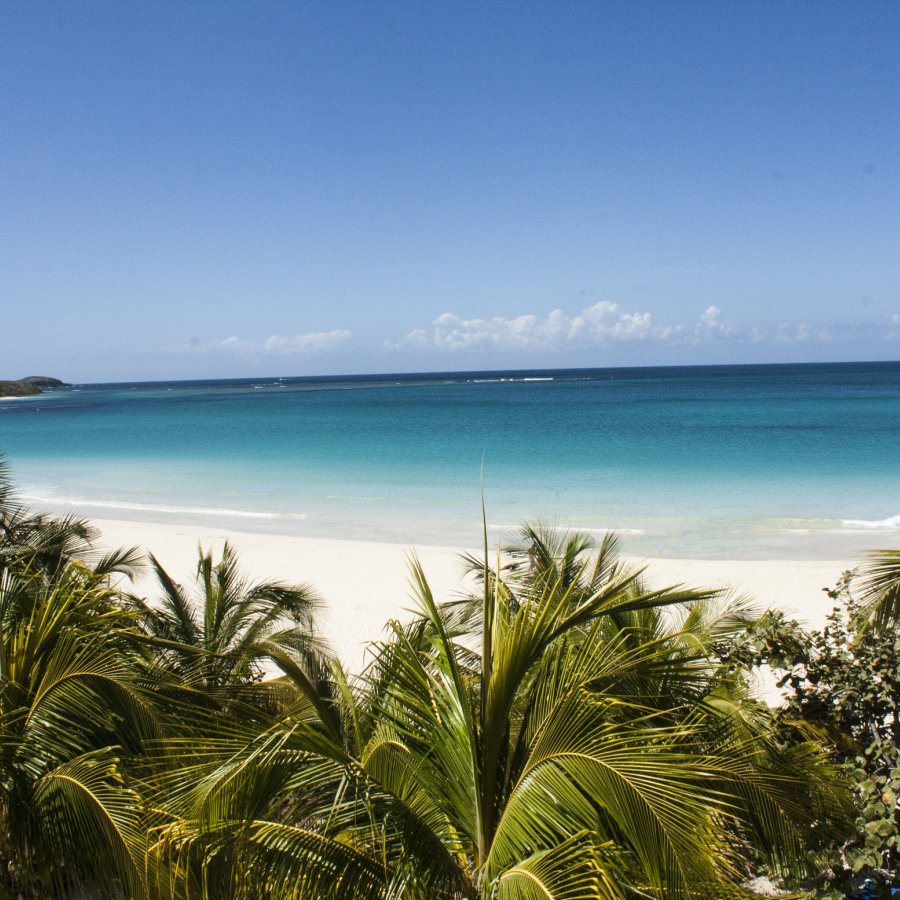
[23, 492, 891, 562]
[89, 516, 854, 675]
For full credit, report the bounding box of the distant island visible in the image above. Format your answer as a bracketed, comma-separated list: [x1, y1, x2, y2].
[0, 376, 70, 397]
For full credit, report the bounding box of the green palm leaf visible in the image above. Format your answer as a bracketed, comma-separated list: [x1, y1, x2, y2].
[495, 832, 622, 900]
[854, 549, 900, 630]
[34, 748, 146, 897]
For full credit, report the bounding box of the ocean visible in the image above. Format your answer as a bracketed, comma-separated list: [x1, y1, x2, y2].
[1, 362, 898, 559]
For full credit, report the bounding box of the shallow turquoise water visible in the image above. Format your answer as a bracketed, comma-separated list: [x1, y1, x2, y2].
[1, 363, 898, 558]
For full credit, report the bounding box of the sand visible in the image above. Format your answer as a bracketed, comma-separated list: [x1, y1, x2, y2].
[91, 517, 853, 677]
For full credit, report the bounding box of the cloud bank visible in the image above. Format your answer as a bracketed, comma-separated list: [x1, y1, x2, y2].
[390, 303, 900, 353]
[184, 306, 900, 366]
[391, 302, 737, 352]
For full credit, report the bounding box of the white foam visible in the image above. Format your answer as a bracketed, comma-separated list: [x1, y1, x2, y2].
[784, 513, 900, 535]
[549, 524, 647, 536]
[19, 494, 308, 521]
[839, 514, 900, 530]
[469, 377, 554, 384]
[488, 523, 646, 536]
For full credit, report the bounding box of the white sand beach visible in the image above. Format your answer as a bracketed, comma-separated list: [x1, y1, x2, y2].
[92, 517, 853, 675]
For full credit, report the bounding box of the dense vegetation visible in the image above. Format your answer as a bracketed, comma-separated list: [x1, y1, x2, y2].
[732, 562, 900, 898]
[1, 457, 898, 898]
[0, 380, 41, 397]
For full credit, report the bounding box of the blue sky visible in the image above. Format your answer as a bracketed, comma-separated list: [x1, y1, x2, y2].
[1, 1, 898, 381]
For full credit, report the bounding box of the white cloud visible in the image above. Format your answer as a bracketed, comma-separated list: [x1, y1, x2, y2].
[390, 302, 887, 353]
[390, 302, 735, 352]
[568, 301, 680, 341]
[772, 322, 839, 344]
[261, 330, 352, 353]
[203, 330, 352, 355]
[694, 305, 737, 339]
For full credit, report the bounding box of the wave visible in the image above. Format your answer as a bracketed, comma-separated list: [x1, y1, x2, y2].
[839, 514, 900, 530]
[782, 513, 900, 535]
[468, 376, 554, 384]
[488, 523, 647, 536]
[19, 494, 308, 521]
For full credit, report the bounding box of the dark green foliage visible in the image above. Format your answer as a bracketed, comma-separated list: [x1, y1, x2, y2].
[731, 568, 900, 897]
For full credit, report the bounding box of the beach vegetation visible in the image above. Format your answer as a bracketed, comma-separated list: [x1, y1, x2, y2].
[0, 457, 872, 898]
[732, 566, 900, 897]
[145, 525, 850, 898]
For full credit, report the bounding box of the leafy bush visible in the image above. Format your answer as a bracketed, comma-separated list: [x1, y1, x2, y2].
[731, 569, 900, 898]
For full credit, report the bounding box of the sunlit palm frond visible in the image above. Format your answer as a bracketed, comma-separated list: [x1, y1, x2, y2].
[853, 549, 900, 631]
[494, 832, 623, 900]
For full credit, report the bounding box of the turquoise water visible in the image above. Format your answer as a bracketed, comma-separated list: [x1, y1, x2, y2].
[1, 363, 898, 558]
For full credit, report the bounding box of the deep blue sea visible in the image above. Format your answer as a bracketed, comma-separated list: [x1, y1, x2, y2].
[1, 362, 898, 559]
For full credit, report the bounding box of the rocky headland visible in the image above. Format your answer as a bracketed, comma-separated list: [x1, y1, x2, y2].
[0, 376, 70, 396]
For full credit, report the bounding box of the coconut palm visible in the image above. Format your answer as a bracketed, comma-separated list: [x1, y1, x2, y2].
[147, 528, 848, 898]
[0, 561, 156, 897]
[131, 542, 331, 700]
[460, 525, 764, 709]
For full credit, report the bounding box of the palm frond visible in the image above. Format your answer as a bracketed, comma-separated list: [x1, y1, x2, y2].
[34, 748, 147, 898]
[494, 832, 623, 900]
[853, 549, 900, 631]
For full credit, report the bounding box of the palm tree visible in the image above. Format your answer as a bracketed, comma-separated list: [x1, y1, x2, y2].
[0, 561, 156, 897]
[147, 527, 848, 898]
[131, 542, 331, 699]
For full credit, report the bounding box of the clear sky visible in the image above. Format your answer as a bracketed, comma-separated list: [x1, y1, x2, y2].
[1, 1, 898, 381]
